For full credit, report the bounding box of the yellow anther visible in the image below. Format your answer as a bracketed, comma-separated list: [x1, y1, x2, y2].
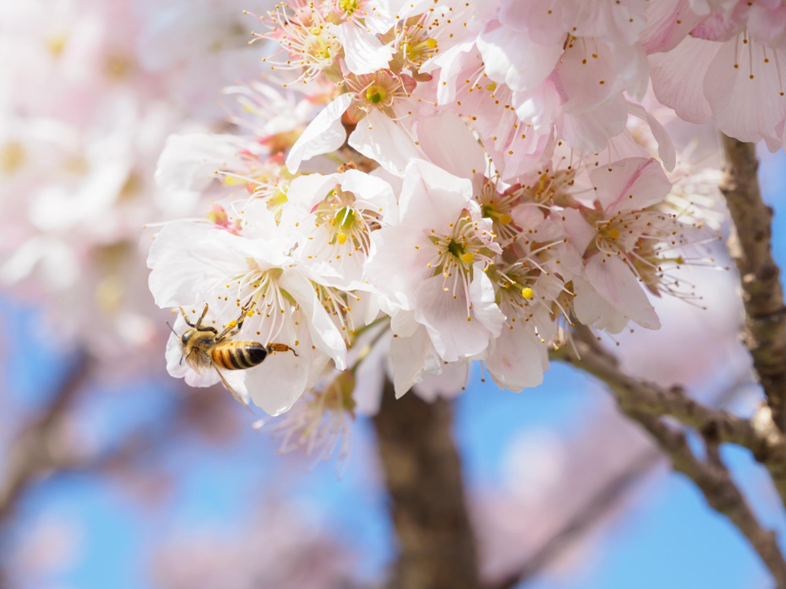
[460, 252, 475, 264]
[337, 232, 348, 245]
[522, 287, 534, 300]
[46, 34, 68, 57]
[0, 142, 25, 175]
[608, 228, 620, 240]
[206, 209, 228, 225]
[426, 38, 438, 48]
[498, 214, 512, 225]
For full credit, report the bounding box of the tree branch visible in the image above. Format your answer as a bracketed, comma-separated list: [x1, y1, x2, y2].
[0, 352, 91, 525]
[553, 333, 786, 586]
[372, 378, 481, 589]
[554, 333, 786, 507]
[719, 135, 786, 430]
[629, 410, 786, 588]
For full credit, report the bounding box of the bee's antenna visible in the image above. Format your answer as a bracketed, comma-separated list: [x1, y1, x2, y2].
[165, 321, 179, 337]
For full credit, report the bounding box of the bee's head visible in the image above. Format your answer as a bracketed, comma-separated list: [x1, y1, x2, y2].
[179, 325, 218, 354]
[166, 322, 198, 364]
[167, 317, 217, 368]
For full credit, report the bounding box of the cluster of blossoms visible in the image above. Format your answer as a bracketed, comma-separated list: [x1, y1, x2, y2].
[147, 0, 771, 462]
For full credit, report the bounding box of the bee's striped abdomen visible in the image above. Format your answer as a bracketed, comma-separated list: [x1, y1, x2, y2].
[212, 340, 267, 370]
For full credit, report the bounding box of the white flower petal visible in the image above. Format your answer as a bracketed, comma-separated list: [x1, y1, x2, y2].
[286, 93, 352, 173]
[348, 110, 420, 176]
[584, 255, 661, 330]
[334, 22, 393, 75]
[155, 134, 251, 192]
[389, 324, 441, 398]
[279, 271, 347, 369]
[414, 273, 492, 362]
[704, 38, 786, 143]
[286, 172, 340, 211]
[148, 222, 245, 308]
[573, 276, 630, 334]
[397, 159, 474, 229]
[589, 157, 671, 214]
[245, 348, 311, 416]
[468, 268, 505, 338]
[486, 325, 547, 392]
[415, 111, 486, 180]
[627, 102, 677, 172]
[649, 35, 716, 125]
[477, 21, 561, 93]
[340, 169, 398, 223]
[366, 225, 431, 310]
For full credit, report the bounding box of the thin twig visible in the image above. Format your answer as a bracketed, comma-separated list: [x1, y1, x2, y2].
[0, 351, 90, 524]
[630, 410, 786, 588]
[719, 134, 786, 430]
[553, 332, 786, 507]
[551, 332, 786, 587]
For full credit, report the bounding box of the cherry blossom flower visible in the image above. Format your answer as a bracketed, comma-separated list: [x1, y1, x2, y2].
[366, 159, 504, 363]
[647, 0, 786, 146]
[284, 166, 397, 289]
[148, 209, 349, 415]
[563, 157, 676, 332]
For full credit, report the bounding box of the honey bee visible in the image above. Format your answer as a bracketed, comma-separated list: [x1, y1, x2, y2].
[174, 303, 297, 411]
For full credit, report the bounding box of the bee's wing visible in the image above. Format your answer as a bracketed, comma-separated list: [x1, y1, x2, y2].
[214, 367, 256, 415]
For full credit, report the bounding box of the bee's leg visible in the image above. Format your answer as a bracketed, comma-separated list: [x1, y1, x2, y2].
[267, 343, 298, 357]
[235, 305, 251, 330]
[195, 304, 210, 329]
[216, 306, 250, 341]
[180, 307, 195, 327]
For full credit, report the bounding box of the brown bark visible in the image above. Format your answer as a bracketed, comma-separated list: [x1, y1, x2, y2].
[372, 378, 481, 589]
[555, 332, 786, 587]
[632, 410, 786, 589]
[553, 330, 786, 508]
[0, 353, 90, 525]
[719, 135, 786, 430]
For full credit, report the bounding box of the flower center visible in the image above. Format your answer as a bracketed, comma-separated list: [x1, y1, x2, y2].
[335, 206, 357, 244]
[306, 26, 336, 60]
[395, 15, 439, 71]
[338, 0, 361, 16]
[481, 203, 512, 225]
[344, 70, 416, 121]
[259, 7, 343, 85]
[311, 186, 381, 258]
[365, 85, 386, 104]
[313, 282, 360, 343]
[209, 265, 295, 345]
[0, 142, 25, 175]
[447, 239, 474, 264]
